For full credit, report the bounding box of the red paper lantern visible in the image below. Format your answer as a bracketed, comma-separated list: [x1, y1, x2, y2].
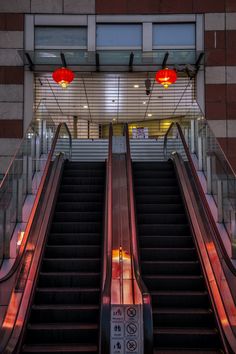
[155, 68, 177, 89]
[52, 67, 75, 88]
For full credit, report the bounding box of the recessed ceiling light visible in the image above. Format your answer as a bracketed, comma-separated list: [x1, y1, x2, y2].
[134, 85, 139, 88]
[83, 105, 88, 109]
[148, 113, 152, 117]
[143, 101, 147, 105]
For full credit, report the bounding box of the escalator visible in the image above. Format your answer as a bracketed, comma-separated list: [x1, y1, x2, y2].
[133, 161, 224, 353]
[20, 161, 105, 354]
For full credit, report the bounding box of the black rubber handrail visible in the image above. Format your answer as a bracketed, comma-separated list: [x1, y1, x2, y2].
[0, 122, 72, 283]
[163, 122, 236, 276]
[170, 152, 234, 353]
[99, 123, 113, 354]
[124, 123, 153, 354]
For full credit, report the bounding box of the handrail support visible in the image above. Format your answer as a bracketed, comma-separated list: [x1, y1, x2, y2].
[206, 155, 212, 194]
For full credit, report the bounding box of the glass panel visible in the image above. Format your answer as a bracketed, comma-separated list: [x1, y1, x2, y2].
[23, 49, 196, 66]
[153, 23, 196, 48]
[35, 27, 87, 48]
[96, 24, 142, 48]
[0, 117, 58, 262]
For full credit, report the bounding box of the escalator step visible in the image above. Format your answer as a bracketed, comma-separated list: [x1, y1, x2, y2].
[42, 259, 101, 272]
[136, 203, 185, 214]
[142, 261, 200, 275]
[135, 186, 180, 195]
[38, 272, 100, 287]
[30, 305, 99, 323]
[63, 169, 104, 177]
[152, 308, 215, 327]
[133, 170, 175, 178]
[143, 275, 205, 291]
[150, 291, 209, 308]
[34, 288, 100, 305]
[62, 176, 104, 185]
[51, 222, 102, 233]
[134, 178, 177, 186]
[153, 328, 221, 349]
[21, 161, 105, 354]
[58, 193, 104, 203]
[54, 212, 102, 222]
[47, 233, 101, 246]
[133, 161, 223, 352]
[154, 350, 222, 354]
[139, 235, 193, 248]
[22, 344, 98, 353]
[140, 248, 197, 261]
[133, 162, 173, 171]
[135, 195, 182, 204]
[64, 162, 105, 170]
[138, 224, 190, 236]
[44, 245, 101, 258]
[60, 185, 104, 193]
[137, 213, 187, 224]
[55, 202, 103, 212]
[26, 323, 98, 344]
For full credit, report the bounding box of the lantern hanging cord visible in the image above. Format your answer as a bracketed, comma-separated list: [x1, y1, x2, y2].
[172, 77, 192, 117]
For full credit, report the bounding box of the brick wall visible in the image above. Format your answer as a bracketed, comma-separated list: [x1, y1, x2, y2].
[0, 14, 24, 139]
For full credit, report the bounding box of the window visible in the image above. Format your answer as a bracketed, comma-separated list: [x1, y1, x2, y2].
[35, 27, 87, 49]
[96, 24, 142, 49]
[153, 23, 195, 49]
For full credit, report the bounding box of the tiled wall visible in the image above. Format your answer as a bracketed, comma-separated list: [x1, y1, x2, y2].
[0, 14, 24, 140]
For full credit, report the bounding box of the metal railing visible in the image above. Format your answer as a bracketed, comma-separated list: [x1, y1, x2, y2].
[0, 120, 71, 266]
[170, 152, 235, 353]
[164, 118, 236, 259]
[0, 123, 71, 353]
[163, 122, 236, 352]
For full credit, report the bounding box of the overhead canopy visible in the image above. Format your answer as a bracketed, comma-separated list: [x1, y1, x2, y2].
[21, 49, 202, 72]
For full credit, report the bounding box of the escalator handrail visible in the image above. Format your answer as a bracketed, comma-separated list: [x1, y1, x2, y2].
[99, 123, 113, 354]
[0, 122, 72, 283]
[164, 121, 236, 276]
[124, 123, 153, 354]
[0, 153, 64, 353]
[170, 152, 236, 353]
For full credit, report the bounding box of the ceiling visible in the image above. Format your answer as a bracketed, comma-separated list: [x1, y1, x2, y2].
[34, 72, 201, 129]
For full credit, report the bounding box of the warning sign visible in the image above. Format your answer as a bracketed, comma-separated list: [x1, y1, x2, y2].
[111, 323, 124, 338]
[110, 305, 142, 354]
[111, 339, 124, 354]
[112, 306, 125, 321]
[126, 339, 138, 352]
[125, 306, 139, 321]
[126, 322, 138, 336]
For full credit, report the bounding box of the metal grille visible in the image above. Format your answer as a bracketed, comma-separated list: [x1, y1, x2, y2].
[34, 72, 201, 138]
